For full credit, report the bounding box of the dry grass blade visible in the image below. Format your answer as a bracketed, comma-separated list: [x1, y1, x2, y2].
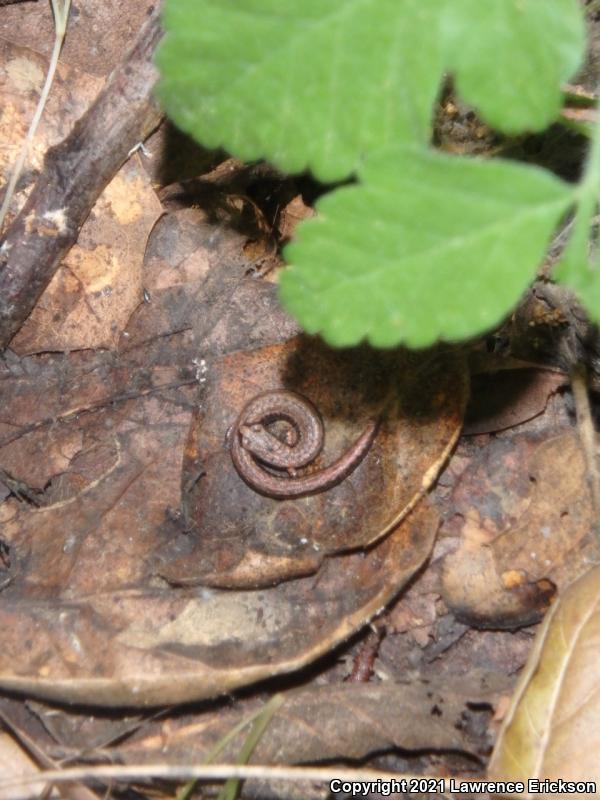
[0, 0, 72, 232]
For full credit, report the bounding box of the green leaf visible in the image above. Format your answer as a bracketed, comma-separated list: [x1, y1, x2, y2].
[554, 212, 600, 312]
[157, 0, 585, 183]
[157, 0, 444, 183]
[158, 0, 587, 348]
[280, 147, 575, 348]
[444, 0, 585, 134]
[554, 96, 600, 319]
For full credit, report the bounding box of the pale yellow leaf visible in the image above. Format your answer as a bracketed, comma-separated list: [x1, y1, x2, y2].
[488, 564, 600, 796]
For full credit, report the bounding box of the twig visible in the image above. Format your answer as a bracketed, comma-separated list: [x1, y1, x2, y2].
[0, 3, 164, 349]
[0, 764, 455, 793]
[346, 626, 385, 682]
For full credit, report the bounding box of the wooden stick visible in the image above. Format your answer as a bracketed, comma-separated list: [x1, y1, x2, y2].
[0, 3, 164, 349]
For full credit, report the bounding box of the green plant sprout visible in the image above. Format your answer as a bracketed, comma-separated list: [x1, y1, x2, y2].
[157, 0, 596, 349]
[175, 693, 285, 800]
[0, 0, 72, 234]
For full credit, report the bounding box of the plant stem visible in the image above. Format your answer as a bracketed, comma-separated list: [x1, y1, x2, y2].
[217, 694, 285, 800]
[577, 122, 600, 247]
[556, 91, 600, 285]
[176, 694, 286, 800]
[571, 363, 600, 517]
[0, 0, 72, 233]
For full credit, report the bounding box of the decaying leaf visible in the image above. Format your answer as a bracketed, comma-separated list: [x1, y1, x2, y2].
[0, 199, 458, 706]
[488, 564, 600, 790]
[0, 0, 157, 78]
[113, 681, 486, 766]
[0, 110, 381, 709]
[442, 431, 600, 628]
[464, 369, 567, 435]
[0, 188, 286, 598]
[0, 502, 439, 706]
[158, 338, 467, 588]
[0, 279, 464, 705]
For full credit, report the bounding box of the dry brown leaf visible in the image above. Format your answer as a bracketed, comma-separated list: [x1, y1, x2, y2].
[158, 339, 467, 588]
[488, 564, 600, 792]
[464, 370, 566, 435]
[0, 290, 460, 699]
[277, 194, 315, 242]
[0, 502, 439, 706]
[0, 191, 283, 597]
[113, 682, 485, 766]
[0, 342, 460, 704]
[0, 182, 328, 706]
[442, 431, 600, 628]
[0, 0, 156, 78]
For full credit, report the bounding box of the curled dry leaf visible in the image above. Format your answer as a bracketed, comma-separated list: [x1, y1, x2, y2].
[0, 502, 439, 706]
[463, 369, 566, 435]
[0, 303, 464, 705]
[488, 564, 600, 789]
[442, 431, 599, 628]
[158, 338, 467, 588]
